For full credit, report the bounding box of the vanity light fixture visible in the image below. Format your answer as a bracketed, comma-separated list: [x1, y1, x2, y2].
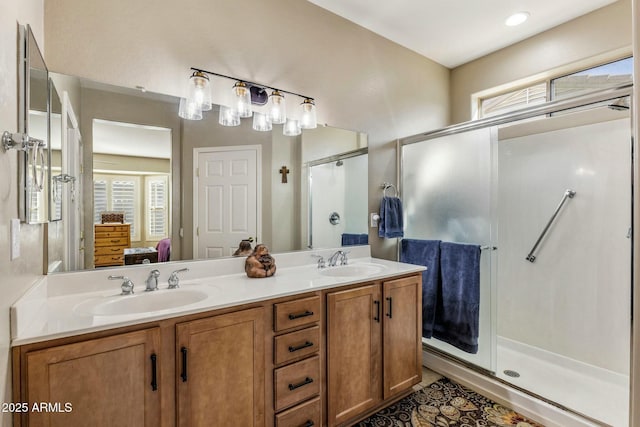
[252, 112, 272, 131]
[232, 81, 253, 118]
[505, 12, 529, 26]
[178, 97, 203, 121]
[268, 90, 286, 124]
[218, 105, 240, 126]
[283, 119, 302, 136]
[300, 98, 317, 129]
[178, 67, 316, 136]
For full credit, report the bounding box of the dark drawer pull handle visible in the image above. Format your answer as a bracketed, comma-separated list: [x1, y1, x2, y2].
[374, 300, 380, 322]
[150, 353, 158, 391]
[289, 341, 313, 353]
[288, 310, 314, 320]
[180, 347, 188, 382]
[386, 297, 393, 319]
[288, 377, 313, 391]
[302, 421, 314, 427]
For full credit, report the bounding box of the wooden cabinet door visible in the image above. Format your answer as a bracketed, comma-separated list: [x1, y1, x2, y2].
[176, 307, 265, 427]
[382, 275, 422, 399]
[24, 328, 161, 427]
[327, 284, 381, 426]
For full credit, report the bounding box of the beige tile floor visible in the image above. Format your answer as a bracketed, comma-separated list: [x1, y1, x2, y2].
[412, 366, 444, 392]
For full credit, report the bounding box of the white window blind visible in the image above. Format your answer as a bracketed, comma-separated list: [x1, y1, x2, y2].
[93, 175, 141, 241]
[146, 176, 168, 239]
[480, 83, 547, 118]
[93, 180, 107, 224]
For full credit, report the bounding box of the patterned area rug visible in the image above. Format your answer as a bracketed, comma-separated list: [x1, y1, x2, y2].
[355, 377, 545, 426]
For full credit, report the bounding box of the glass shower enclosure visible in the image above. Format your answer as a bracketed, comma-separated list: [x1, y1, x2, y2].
[401, 86, 632, 426]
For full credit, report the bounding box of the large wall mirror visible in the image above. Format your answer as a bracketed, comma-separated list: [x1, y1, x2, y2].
[45, 73, 369, 273]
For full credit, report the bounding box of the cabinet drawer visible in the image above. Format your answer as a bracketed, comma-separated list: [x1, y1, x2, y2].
[274, 355, 320, 411]
[95, 237, 129, 247]
[94, 246, 125, 256]
[275, 396, 320, 427]
[274, 296, 320, 332]
[94, 254, 124, 266]
[95, 230, 129, 239]
[274, 326, 320, 366]
[95, 225, 129, 232]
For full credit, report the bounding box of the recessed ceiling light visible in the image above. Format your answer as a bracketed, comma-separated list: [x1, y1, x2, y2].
[505, 12, 530, 26]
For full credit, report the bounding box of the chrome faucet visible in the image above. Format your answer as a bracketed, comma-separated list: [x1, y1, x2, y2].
[327, 250, 349, 267]
[168, 268, 189, 289]
[145, 269, 161, 291]
[108, 275, 134, 295]
[311, 254, 326, 269]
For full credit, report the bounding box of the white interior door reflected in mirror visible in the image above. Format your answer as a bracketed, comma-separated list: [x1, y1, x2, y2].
[194, 146, 261, 258]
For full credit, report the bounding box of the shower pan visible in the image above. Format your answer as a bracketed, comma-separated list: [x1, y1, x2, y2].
[400, 85, 633, 426]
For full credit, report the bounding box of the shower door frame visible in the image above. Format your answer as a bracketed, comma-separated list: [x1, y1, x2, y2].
[398, 83, 634, 423]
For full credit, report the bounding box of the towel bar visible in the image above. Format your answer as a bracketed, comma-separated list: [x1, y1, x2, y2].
[381, 182, 398, 198]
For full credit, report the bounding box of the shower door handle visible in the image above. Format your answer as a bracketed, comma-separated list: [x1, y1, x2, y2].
[526, 189, 576, 263]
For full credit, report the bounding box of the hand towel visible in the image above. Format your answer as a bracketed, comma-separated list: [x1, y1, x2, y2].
[400, 239, 441, 339]
[341, 233, 369, 246]
[434, 241, 481, 354]
[378, 196, 404, 238]
[156, 238, 171, 262]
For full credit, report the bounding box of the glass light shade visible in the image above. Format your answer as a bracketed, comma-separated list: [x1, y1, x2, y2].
[232, 81, 253, 118]
[188, 71, 212, 111]
[218, 105, 240, 126]
[268, 90, 286, 124]
[300, 98, 317, 129]
[252, 112, 272, 131]
[178, 97, 203, 120]
[283, 119, 301, 136]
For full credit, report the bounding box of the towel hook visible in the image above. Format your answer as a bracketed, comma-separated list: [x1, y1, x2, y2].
[381, 182, 398, 198]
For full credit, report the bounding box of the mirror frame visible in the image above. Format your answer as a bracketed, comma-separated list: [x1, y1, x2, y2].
[19, 24, 50, 224]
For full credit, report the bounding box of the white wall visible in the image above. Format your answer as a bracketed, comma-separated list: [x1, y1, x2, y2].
[497, 112, 631, 374]
[0, 0, 44, 424]
[42, 0, 450, 261]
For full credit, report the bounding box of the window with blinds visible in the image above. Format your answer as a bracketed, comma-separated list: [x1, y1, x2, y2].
[146, 176, 168, 239]
[93, 175, 141, 241]
[478, 57, 633, 119]
[479, 82, 547, 118]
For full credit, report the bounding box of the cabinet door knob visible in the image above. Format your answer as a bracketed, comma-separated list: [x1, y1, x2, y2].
[374, 300, 380, 322]
[288, 341, 313, 353]
[288, 377, 313, 391]
[150, 353, 158, 391]
[386, 297, 393, 319]
[288, 310, 314, 320]
[180, 347, 188, 382]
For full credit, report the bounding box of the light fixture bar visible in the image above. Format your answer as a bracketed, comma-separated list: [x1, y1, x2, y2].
[190, 67, 314, 101]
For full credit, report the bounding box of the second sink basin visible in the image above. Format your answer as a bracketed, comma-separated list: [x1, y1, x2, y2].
[319, 263, 386, 278]
[74, 289, 209, 316]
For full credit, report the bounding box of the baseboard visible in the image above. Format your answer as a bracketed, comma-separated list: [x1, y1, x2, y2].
[423, 350, 607, 427]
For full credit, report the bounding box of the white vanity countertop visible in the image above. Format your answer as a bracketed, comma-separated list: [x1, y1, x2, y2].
[11, 246, 425, 346]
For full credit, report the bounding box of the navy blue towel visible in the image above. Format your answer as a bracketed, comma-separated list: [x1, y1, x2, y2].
[434, 242, 481, 354]
[400, 239, 441, 339]
[341, 233, 369, 246]
[378, 196, 404, 238]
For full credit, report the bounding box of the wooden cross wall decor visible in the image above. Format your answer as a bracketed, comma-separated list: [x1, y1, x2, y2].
[279, 165, 290, 183]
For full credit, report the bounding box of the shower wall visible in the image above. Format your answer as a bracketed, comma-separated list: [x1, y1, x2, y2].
[310, 154, 368, 249]
[496, 111, 631, 374]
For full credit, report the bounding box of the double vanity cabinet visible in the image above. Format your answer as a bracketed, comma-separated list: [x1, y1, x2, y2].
[12, 265, 422, 427]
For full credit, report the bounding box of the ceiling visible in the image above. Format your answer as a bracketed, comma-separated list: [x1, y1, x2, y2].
[93, 119, 171, 159]
[307, 0, 619, 68]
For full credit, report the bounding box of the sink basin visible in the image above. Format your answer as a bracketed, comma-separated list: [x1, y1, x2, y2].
[74, 289, 208, 316]
[319, 263, 386, 278]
